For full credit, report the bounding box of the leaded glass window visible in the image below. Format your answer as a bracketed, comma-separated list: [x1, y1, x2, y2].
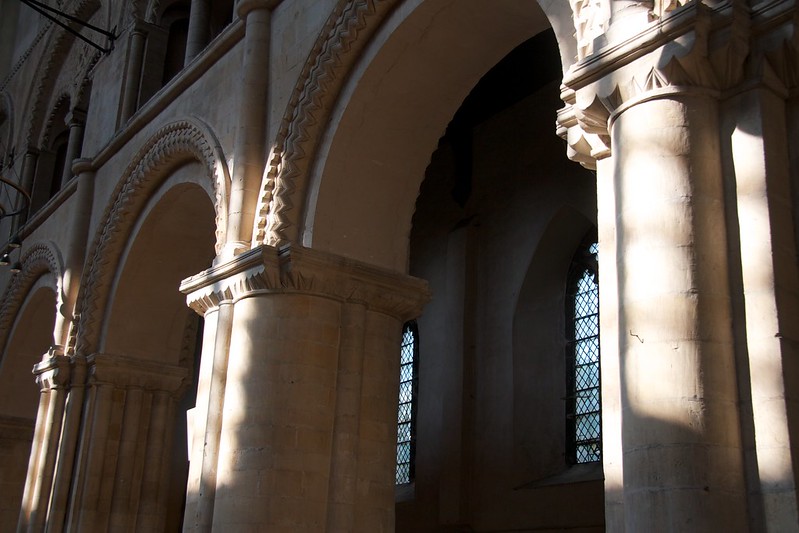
[566, 240, 601, 464]
[396, 321, 418, 485]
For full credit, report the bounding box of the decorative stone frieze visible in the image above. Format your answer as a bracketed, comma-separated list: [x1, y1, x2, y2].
[181, 244, 430, 321]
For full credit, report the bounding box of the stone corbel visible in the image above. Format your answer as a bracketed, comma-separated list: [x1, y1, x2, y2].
[181, 244, 431, 321]
[557, 86, 612, 169]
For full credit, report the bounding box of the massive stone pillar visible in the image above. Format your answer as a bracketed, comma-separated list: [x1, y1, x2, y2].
[611, 89, 746, 532]
[558, 3, 754, 531]
[180, 245, 429, 532]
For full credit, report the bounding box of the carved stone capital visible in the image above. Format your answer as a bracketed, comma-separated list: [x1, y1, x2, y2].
[33, 353, 71, 392]
[556, 99, 610, 170]
[559, 1, 756, 166]
[181, 244, 431, 321]
[87, 353, 188, 395]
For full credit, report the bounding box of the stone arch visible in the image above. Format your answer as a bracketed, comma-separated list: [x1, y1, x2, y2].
[254, 0, 582, 252]
[74, 118, 230, 357]
[277, 0, 555, 271]
[0, 243, 62, 529]
[0, 241, 64, 358]
[22, 0, 101, 148]
[254, 0, 400, 247]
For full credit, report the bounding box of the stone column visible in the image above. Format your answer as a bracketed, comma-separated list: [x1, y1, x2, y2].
[52, 158, 94, 349]
[180, 245, 429, 531]
[18, 150, 38, 221]
[609, 90, 747, 531]
[182, 303, 233, 531]
[731, 81, 799, 529]
[185, 0, 211, 63]
[223, 1, 272, 258]
[120, 26, 147, 124]
[594, 154, 625, 532]
[17, 353, 70, 533]
[65, 354, 187, 531]
[59, 111, 85, 188]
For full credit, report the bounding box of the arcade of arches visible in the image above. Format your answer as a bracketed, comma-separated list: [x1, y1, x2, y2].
[0, 0, 798, 531]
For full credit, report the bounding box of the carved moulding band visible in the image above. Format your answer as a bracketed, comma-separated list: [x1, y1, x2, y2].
[254, 0, 399, 247]
[181, 244, 431, 323]
[73, 119, 230, 358]
[87, 353, 188, 396]
[0, 241, 64, 358]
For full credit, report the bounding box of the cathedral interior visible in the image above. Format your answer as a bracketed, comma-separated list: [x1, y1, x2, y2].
[1, 0, 798, 531]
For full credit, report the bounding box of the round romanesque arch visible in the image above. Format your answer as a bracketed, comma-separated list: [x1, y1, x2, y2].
[0, 242, 63, 529]
[0, 241, 63, 358]
[22, 0, 102, 149]
[74, 118, 230, 358]
[255, 0, 580, 261]
[296, 0, 552, 271]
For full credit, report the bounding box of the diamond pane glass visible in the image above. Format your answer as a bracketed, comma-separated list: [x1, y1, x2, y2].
[566, 240, 601, 464]
[396, 322, 417, 484]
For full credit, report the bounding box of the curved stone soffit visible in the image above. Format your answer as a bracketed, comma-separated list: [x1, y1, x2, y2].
[0, 241, 64, 358]
[24, 0, 102, 148]
[73, 118, 231, 358]
[254, 0, 400, 247]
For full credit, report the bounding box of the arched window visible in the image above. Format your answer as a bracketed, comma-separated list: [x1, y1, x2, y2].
[161, 3, 191, 86]
[565, 239, 600, 464]
[396, 321, 418, 485]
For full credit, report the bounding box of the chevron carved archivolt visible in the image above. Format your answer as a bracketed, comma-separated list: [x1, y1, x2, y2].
[73, 119, 230, 358]
[0, 242, 64, 358]
[254, 0, 399, 248]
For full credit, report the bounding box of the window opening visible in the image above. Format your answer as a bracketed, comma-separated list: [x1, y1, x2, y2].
[396, 321, 418, 484]
[566, 240, 600, 464]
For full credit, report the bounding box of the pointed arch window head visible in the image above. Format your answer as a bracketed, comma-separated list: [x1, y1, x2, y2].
[566, 239, 600, 464]
[396, 321, 418, 485]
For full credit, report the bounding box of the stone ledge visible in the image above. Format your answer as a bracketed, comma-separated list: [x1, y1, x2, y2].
[181, 244, 430, 320]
